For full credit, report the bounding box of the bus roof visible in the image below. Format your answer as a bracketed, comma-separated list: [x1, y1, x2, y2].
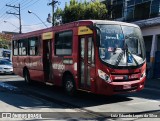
[78, 20, 139, 28]
[13, 20, 139, 39]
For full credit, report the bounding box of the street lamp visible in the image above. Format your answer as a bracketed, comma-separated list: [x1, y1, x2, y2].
[28, 10, 48, 28]
[4, 20, 19, 32]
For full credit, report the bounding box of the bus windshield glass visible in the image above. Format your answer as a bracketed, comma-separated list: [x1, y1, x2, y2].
[97, 24, 145, 67]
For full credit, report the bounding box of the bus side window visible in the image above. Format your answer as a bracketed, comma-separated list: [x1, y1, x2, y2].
[18, 39, 28, 56]
[29, 37, 39, 56]
[13, 40, 18, 56]
[55, 31, 72, 56]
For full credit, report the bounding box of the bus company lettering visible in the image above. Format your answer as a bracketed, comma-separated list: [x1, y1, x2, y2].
[78, 26, 93, 35]
[80, 29, 89, 33]
[52, 63, 65, 70]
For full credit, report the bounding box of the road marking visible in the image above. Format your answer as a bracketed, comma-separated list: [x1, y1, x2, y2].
[0, 82, 18, 91]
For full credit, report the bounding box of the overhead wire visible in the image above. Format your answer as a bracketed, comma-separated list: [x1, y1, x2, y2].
[21, 0, 33, 8]
[0, 0, 49, 32]
[21, 0, 42, 10]
[0, 0, 31, 23]
[0, 0, 23, 23]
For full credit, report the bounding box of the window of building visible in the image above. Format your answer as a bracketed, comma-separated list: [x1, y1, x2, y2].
[126, 6, 134, 21]
[150, 0, 160, 17]
[134, 1, 151, 20]
[18, 39, 28, 55]
[127, 0, 135, 6]
[29, 37, 39, 56]
[143, 35, 152, 52]
[113, 4, 123, 19]
[143, 35, 152, 62]
[143, 0, 151, 2]
[13, 40, 18, 55]
[135, 0, 142, 4]
[55, 31, 72, 55]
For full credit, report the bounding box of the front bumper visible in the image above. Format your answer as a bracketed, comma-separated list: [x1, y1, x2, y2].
[0, 69, 13, 74]
[96, 77, 146, 96]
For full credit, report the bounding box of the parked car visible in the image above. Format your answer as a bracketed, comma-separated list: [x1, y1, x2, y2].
[0, 59, 13, 74]
[3, 58, 12, 64]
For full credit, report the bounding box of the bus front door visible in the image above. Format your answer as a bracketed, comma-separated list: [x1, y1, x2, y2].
[43, 40, 52, 82]
[80, 36, 95, 91]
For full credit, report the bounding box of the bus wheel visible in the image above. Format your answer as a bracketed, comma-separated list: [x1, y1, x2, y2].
[64, 75, 76, 96]
[24, 70, 31, 84]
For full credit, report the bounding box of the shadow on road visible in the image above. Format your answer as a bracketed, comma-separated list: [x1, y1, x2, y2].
[124, 79, 160, 101]
[0, 80, 133, 109]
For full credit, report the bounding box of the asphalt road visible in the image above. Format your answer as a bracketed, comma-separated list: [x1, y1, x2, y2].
[0, 75, 159, 121]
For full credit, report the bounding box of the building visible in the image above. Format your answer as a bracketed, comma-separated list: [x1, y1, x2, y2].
[101, 0, 160, 78]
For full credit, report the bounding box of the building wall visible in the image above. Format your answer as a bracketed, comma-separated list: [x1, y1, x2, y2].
[103, 0, 160, 21]
[141, 25, 160, 78]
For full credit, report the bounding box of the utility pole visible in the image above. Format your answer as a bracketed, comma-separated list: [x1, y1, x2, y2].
[48, 0, 60, 26]
[6, 4, 22, 34]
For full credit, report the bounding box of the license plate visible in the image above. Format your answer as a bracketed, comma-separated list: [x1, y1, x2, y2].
[123, 84, 131, 89]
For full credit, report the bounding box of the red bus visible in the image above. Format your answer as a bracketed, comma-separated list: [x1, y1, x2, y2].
[12, 20, 146, 96]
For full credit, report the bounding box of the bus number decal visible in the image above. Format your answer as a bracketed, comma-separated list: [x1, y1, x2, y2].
[52, 63, 65, 70]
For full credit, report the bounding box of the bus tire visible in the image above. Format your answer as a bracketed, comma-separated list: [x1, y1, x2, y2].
[24, 69, 31, 84]
[64, 75, 76, 96]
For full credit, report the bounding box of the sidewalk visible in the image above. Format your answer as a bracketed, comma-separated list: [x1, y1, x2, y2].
[145, 78, 160, 89]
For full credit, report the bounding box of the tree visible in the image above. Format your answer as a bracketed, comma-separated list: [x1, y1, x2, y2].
[55, 0, 108, 24]
[54, 7, 63, 25]
[0, 33, 12, 49]
[0, 41, 9, 49]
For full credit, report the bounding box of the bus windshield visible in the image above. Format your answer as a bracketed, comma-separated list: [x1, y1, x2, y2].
[98, 24, 145, 67]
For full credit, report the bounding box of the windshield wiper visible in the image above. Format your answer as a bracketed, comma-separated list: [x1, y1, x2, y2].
[115, 50, 124, 66]
[114, 44, 139, 66]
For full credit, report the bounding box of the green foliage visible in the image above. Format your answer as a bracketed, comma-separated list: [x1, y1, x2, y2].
[0, 41, 9, 49]
[54, 0, 108, 24]
[55, 7, 63, 17]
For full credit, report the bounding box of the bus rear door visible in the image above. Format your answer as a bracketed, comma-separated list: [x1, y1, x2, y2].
[42, 32, 53, 82]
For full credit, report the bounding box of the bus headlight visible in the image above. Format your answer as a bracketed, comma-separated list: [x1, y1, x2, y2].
[140, 71, 146, 80]
[98, 69, 111, 83]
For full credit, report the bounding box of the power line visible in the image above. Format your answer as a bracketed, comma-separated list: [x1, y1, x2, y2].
[22, 0, 41, 10]
[0, 0, 23, 20]
[23, 22, 49, 26]
[21, 0, 34, 8]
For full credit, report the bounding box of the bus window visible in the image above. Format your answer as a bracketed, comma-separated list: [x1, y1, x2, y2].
[55, 31, 72, 56]
[88, 37, 94, 64]
[13, 40, 18, 56]
[29, 37, 39, 56]
[80, 38, 85, 59]
[19, 39, 28, 56]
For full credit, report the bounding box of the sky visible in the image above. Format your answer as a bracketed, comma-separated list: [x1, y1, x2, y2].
[0, 0, 90, 33]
